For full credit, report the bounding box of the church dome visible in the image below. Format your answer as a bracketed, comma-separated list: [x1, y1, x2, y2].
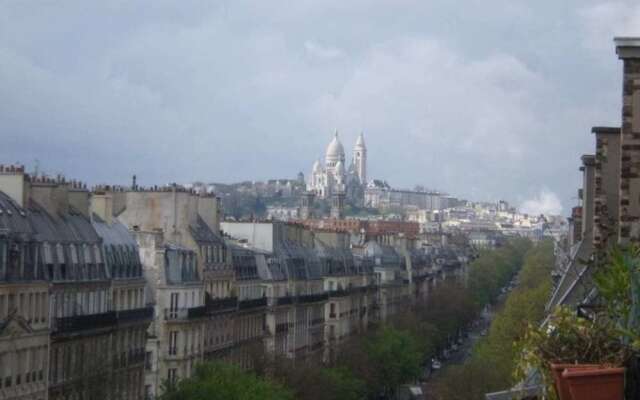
[312, 159, 321, 173]
[325, 131, 345, 165]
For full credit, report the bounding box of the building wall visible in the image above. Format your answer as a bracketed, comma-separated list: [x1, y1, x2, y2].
[616, 41, 640, 243]
[593, 127, 621, 249]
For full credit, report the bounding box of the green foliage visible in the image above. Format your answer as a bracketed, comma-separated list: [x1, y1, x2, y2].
[161, 362, 294, 400]
[321, 367, 367, 400]
[336, 325, 423, 398]
[435, 239, 553, 400]
[365, 326, 423, 397]
[467, 238, 532, 307]
[594, 245, 640, 349]
[515, 306, 626, 396]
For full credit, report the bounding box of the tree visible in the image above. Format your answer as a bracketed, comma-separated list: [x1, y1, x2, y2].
[321, 367, 366, 400]
[161, 362, 294, 400]
[434, 239, 553, 400]
[365, 326, 423, 397]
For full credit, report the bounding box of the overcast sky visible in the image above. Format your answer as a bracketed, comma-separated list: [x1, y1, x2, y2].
[2, 1, 640, 215]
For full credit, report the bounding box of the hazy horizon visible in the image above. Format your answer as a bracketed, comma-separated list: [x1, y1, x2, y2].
[2, 1, 640, 216]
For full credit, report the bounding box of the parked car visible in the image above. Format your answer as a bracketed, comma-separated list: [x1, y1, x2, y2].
[431, 359, 442, 370]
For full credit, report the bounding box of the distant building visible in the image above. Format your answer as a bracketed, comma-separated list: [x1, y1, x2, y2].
[308, 131, 367, 200]
[364, 181, 455, 211]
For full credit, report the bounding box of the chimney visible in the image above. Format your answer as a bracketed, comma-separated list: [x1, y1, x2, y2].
[591, 127, 621, 248]
[580, 155, 596, 239]
[0, 164, 27, 206]
[29, 177, 70, 217]
[91, 191, 114, 224]
[68, 181, 90, 218]
[615, 37, 640, 243]
[196, 193, 220, 233]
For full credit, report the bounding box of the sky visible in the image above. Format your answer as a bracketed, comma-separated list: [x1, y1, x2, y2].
[2, 1, 640, 215]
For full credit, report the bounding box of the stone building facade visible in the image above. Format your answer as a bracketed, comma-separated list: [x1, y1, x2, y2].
[616, 38, 640, 243]
[0, 168, 153, 400]
[592, 127, 621, 249]
[0, 167, 467, 400]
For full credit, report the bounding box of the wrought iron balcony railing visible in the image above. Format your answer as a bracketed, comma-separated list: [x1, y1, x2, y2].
[239, 297, 267, 310]
[53, 311, 118, 334]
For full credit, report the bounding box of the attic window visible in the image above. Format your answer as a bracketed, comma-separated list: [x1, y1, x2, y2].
[70, 245, 78, 265]
[43, 244, 53, 264]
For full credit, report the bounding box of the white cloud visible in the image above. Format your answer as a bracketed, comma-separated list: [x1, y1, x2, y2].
[579, 1, 640, 52]
[520, 189, 563, 216]
[304, 40, 344, 60]
[0, 1, 627, 207]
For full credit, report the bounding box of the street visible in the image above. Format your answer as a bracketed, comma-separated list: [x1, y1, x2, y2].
[421, 305, 497, 399]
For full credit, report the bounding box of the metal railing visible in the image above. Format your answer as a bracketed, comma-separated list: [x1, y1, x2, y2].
[275, 296, 295, 306]
[164, 306, 207, 320]
[116, 306, 154, 323]
[239, 297, 267, 310]
[205, 296, 238, 313]
[53, 311, 117, 334]
[298, 293, 329, 304]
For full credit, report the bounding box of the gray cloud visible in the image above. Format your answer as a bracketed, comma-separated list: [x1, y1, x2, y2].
[0, 0, 637, 213]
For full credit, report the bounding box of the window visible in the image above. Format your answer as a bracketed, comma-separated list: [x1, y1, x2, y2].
[633, 91, 640, 133]
[27, 293, 33, 323]
[145, 384, 153, 400]
[56, 244, 66, 280]
[168, 331, 178, 355]
[169, 292, 179, 319]
[167, 368, 177, 386]
[145, 351, 152, 370]
[0, 240, 6, 280]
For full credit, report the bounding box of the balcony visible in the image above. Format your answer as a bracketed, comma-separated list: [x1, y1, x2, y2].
[275, 295, 295, 306]
[205, 297, 238, 314]
[164, 306, 207, 321]
[298, 293, 329, 304]
[239, 297, 267, 310]
[53, 311, 117, 335]
[328, 289, 351, 298]
[116, 306, 154, 324]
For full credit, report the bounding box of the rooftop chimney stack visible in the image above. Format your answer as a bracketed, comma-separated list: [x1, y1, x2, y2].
[615, 37, 640, 243]
[592, 127, 622, 248]
[580, 155, 596, 240]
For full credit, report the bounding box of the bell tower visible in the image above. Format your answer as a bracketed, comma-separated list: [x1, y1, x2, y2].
[353, 132, 367, 184]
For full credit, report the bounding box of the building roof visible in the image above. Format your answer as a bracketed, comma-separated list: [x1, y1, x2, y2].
[189, 215, 225, 245]
[0, 191, 33, 236]
[355, 132, 366, 149]
[92, 214, 138, 248]
[326, 131, 345, 163]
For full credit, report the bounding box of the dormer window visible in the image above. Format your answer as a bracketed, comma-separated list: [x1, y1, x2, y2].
[0, 240, 6, 281]
[56, 244, 66, 280]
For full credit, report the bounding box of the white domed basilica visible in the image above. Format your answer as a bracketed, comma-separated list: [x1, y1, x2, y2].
[308, 131, 367, 200]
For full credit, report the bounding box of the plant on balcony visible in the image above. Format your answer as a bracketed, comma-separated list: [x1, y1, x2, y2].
[594, 245, 640, 350]
[593, 244, 640, 399]
[515, 307, 626, 400]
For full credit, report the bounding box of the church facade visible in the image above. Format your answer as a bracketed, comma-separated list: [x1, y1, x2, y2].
[308, 131, 367, 200]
